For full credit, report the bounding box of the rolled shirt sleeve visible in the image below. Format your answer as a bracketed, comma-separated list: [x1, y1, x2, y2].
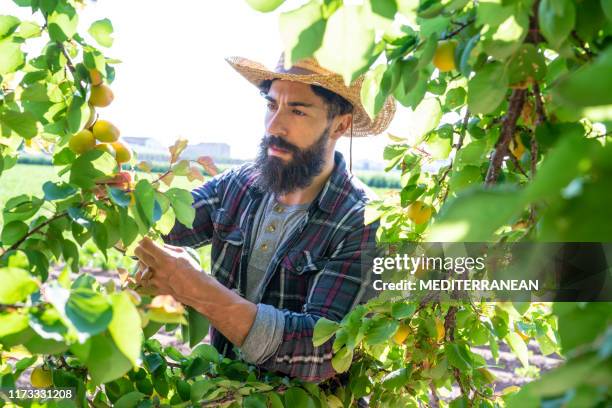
[238, 303, 285, 365]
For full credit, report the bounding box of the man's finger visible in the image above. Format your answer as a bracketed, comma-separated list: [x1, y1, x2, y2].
[163, 243, 183, 253]
[134, 246, 160, 269]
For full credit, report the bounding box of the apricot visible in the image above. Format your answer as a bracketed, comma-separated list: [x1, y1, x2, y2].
[406, 201, 433, 225]
[112, 141, 132, 164]
[30, 366, 53, 388]
[433, 40, 457, 73]
[93, 119, 120, 142]
[68, 129, 96, 154]
[89, 69, 103, 86]
[89, 83, 114, 107]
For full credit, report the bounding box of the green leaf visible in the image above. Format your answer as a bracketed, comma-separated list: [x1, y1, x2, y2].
[186, 306, 209, 348]
[391, 302, 416, 319]
[66, 96, 88, 134]
[312, 317, 339, 347]
[88, 18, 114, 47]
[119, 208, 139, 247]
[43, 181, 76, 201]
[279, 0, 326, 65]
[552, 47, 612, 107]
[245, 0, 285, 13]
[381, 367, 412, 390]
[365, 317, 399, 345]
[315, 5, 376, 84]
[47, 1, 78, 42]
[0, 37, 24, 74]
[428, 185, 524, 242]
[468, 61, 508, 114]
[165, 188, 195, 229]
[61, 238, 79, 272]
[410, 98, 442, 142]
[331, 345, 353, 373]
[284, 387, 315, 408]
[538, 0, 575, 49]
[603, 0, 612, 21]
[445, 87, 466, 110]
[69, 150, 116, 189]
[108, 292, 142, 367]
[0, 16, 20, 39]
[506, 332, 529, 368]
[65, 288, 113, 336]
[445, 343, 472, 372]
[482, 12, 528, 60]
[0, 267, 39, 304]
[16, 21, 40, 39]
[82, 334, 133, 385]
[361, 64, 389, 120]
[523, 126, 589, 202]
[191, 343, 220, 364]
[507, 44, 547, 86]
[134, 180, 156, 226]
[0, 109, 38, 139]
[1, 220, 28, 246]
[114, 391, 145, 408]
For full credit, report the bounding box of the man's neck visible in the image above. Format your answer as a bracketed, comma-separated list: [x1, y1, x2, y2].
[276, 152, 336, 206]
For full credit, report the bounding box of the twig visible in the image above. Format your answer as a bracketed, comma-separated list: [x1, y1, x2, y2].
[532, 83, 547, 126]
[485, 89, 527, 186]
[507, 153, 528, 178]
[439, 110, 470, 202]
[443, 18, 475, 40]
[6, 211, 69, 252]
[430, 382, 441, 407]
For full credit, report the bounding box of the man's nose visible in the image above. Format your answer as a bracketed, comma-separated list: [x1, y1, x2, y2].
[265, 107, 288, 138]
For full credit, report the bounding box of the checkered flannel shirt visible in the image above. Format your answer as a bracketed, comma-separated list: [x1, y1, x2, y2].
[162, 151, 379, 381]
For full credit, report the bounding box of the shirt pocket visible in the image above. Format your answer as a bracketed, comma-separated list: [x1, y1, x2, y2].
[210, 209, 244, 286]
[281, 249, 328, 274]
[212, 209, 244, 245]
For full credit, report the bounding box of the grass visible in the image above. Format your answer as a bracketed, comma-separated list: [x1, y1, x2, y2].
[1, 163, 394, 270]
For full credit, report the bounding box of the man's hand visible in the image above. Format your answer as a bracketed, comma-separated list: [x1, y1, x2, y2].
[134, 236, 202, 301]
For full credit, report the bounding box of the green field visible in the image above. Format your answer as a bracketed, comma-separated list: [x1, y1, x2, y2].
[1, 163, 393, 271]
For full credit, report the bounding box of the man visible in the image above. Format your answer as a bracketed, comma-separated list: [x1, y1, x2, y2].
[134, 54, 395, 382]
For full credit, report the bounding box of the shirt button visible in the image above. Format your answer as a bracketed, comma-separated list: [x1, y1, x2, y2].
[274, 205, 284, 213]
[261, 243, 268, 251]
[267, 224, 276, 233]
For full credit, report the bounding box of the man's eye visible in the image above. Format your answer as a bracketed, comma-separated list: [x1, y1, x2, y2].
[267, 103, 277, 111]
[293, 109, 305, 116]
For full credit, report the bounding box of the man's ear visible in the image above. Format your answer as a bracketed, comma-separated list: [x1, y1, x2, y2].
[331, 114, 352, 140]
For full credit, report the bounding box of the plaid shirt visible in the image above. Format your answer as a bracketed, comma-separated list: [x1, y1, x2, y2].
[162, 151, 379, 381]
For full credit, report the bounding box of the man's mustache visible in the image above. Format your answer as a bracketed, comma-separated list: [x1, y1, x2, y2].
[263, 135, 299, 154]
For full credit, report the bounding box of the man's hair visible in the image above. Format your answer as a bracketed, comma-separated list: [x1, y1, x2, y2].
[259, 79, 354, 120]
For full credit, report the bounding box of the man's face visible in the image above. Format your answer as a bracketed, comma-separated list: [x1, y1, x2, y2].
[254, 80, 335, 194]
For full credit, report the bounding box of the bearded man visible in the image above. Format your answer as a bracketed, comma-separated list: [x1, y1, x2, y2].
[133, 54, 395, 382]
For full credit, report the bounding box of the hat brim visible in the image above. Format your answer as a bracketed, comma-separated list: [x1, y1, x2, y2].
[225, 56, 395, 137]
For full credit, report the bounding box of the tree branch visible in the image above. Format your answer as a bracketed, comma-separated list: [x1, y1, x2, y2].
[485, 89, 527, 186]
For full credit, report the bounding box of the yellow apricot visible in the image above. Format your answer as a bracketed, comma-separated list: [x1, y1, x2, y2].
[89, 69, 103, 86]
[89, 83, 114, 107]
[433, 40, 457, 73]
[30, 366, 53, 388]
[68, 129, 96, 154]
[112, 141, 132, 164]
[406, 201, 433, 225]
[92, 119, 120, 143]
[393, 323, 410, 344]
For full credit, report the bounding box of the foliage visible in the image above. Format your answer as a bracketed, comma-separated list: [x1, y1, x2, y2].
[0, 0, 611, 407]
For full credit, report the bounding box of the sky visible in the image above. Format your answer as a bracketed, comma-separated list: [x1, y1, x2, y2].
[8, 0, 427, 163]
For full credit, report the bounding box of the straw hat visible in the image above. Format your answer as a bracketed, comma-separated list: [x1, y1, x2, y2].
[225, 54, 396, 137]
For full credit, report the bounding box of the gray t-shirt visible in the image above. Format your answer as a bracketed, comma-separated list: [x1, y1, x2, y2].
[238, 193, 310, 365]
[245, 193, 309, 303]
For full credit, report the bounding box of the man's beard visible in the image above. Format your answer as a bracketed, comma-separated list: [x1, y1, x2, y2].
[254, 126, 330, 195]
